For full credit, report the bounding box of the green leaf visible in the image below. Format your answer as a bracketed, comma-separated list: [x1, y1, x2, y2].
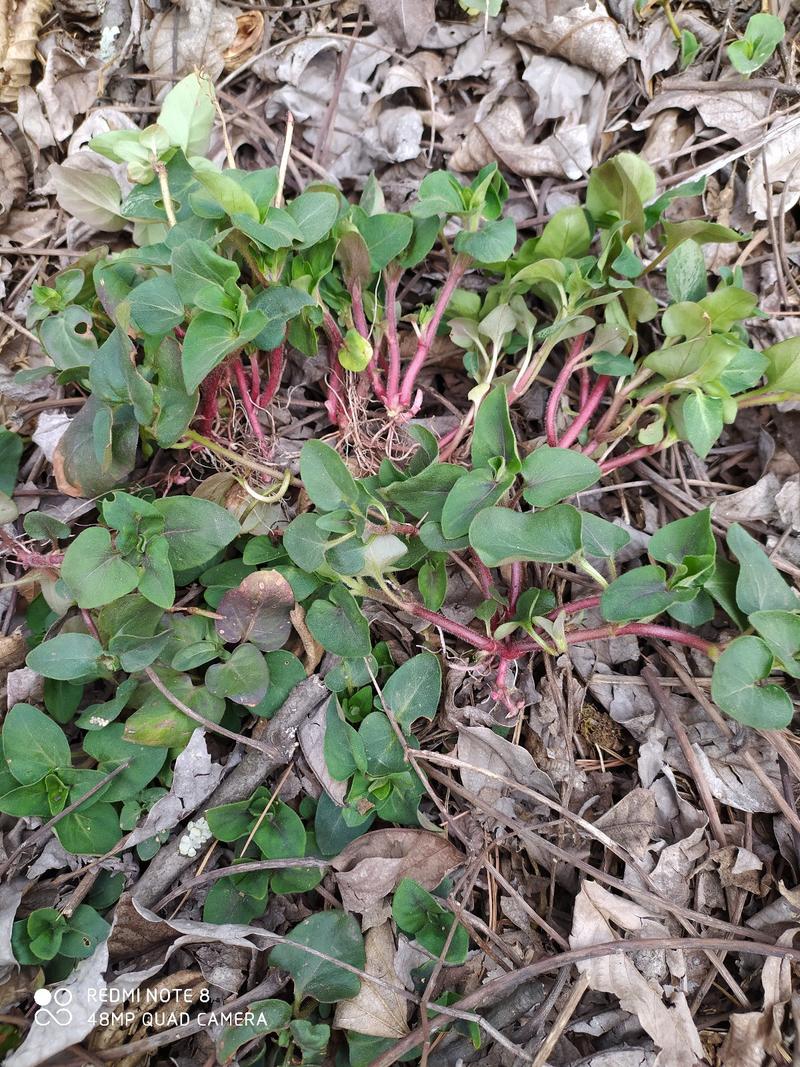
[49, 164, 125, 231]
[727, 523, 798, 615]
[535, 206, 592, 260]
[287, 191, 340, 246]
[325, 698, 368, 780]
[307, 587, 371, 658]
[27, 633, 105, 682]
[339, 329, 373, 372]
[300, 440, 360, 513]
[170, 239, 240, 305]
[217, 1000, 292, 1062]
[269, 911, 365, 1002]
[413, 171, 465, 217]
[469, 505, 583, 568]
[357, 212, 413, 270]
[698, 286, 758, 331]
[382, 464, 466, 522]
[763, 337, 800, 393]
[193, 164, 260, 220]
[203, 874, 268, 925]
[157, 72, 216, 156]
[381, 652, 441, 731]
[128, 275, 184, 335]
[750, 610, 800, 678]
[601, 565, 694, 622]
[711, 635, 792, 728]
[392, 878, 468, 963]
[471, 385, 520, 473]
[181, 309, 265, 393]
[60, 904, 111, 959]
[61, 527, 139, 610]
[215, 570, 295, 651]
[284, 513, 330, 572]
[254, 799, 307, 858]
[454, 217, 516, 263]
[680, 28, 700, 69]
[649, 508, 715, 569]
[520, 447, 601, 507]
[727, 13, 785, 75]
[154, 496, 240, 571]
[56, 802, 123, 855]
[39, 306, 98, 371]
[250, 286, 315, 350]
[666, 239, 707, 303]
[0, 429, 23, 495]
[418, 556, 447, 612]
[441, 467, 514, 540]
[2, 704, 71, 785]
[82, 724, 167, 803]
[233, 207, 305, 250]
[581, 513, 630, 558]
[206, 643, 270, 706]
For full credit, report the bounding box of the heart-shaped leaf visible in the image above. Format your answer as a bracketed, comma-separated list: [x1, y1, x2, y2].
[711, 635, 793, 729]
[215, 570, 295, 652]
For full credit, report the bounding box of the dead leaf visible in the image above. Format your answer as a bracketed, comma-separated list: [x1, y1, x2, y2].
[144, 0, 238, 81]
[0, 133, 26, 225]
[504, 0, 628, 77]
[36, 45, 103, 142]
[712, 474, 782, 525]
[215, 570, 294, 651]
[223, 9, 265, 70]
[0, 629, 26, 671]
[595, 788, 657, 860]
[332, 829, 463, 924]
[522, 53, 597, 125]
[334, 922, 409, 1038]
[298, 698, 347, 806]
[0, 879, 25, 982]
[456, 724, 558, 817]
[365, 0, 435, 53]
[570, 881, 704, 1067]
[0, 0, 53, 103]
[746, 118, 800, 221]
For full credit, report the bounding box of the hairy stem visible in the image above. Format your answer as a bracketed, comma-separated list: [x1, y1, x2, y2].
[259, 345, 285, 408]
[397, 254, 470, 409]
[197, 364, 226, 436]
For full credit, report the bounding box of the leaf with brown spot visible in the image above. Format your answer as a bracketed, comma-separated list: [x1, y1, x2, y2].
[215, 570, 295, 652]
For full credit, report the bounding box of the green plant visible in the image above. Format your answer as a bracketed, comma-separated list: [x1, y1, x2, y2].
[727, 13, 785, 75]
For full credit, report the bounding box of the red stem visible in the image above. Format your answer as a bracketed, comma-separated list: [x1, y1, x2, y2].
[351, 280, 370, 339]
[259, 345, 285, 408]
[599, 442, 661, 474]
[397, 255, 470, 409]
[509, 623, 717, 658]
[403, 599, 498, 653]
[548, 594, 600, 619]
[322, 310, 346, 426]
[557, 375, 611, 449]
[544, 335, 587, 447]
[233, 357, 268, 454]
[579, 365, 590, 408]
[507, 562, 522, 615]
[384, 270, 403, 407]
[197, 364, 226, 436]
[249, 352, 261, 405]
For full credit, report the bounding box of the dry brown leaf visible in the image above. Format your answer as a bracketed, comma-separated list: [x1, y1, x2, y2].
[0, 629, 26, 671]
[0, 133, 25, 224]
[298, 698, 348, 806]
[332, 829, 463, 923]
[570, 881, 704, 1067]
[0, 0, 52, 103]
[333, 922, 409, 1038]
[36, 46, 103, 142]
[365, 0, 435, 53]
[504, 0, 628, 77]
[144, 0, 237, 81]
[456, 724, 557, 817]
[595, 788, 657, 860]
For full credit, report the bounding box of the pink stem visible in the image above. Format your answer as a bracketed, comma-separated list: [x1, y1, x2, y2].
[600, 442, 661, 474]
[579, 365, 590, 408]
[351, 280, 370, 339]
[472, 552, 494, 599]
[322, 310, 346, 426]
[509, 623, 717, 658]
[544, 335, 587, 447]
[233, 357, 268, 453]
[384, 270, 403, 406]
[403, 599, 498, 653]
[557, 375, 611, 449]
[397, 255, 470, 409]
[197, 364, 226, 436]
[548, 594, 601, 619]
[259, 346, 284, 408]
[507, 562, 522, 615]
[249, 352, 261, 405]
[367, 357, 387, 401]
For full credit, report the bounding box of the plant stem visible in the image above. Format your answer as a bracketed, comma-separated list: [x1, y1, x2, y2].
[321, 309, 346, 425]
[507, 562, 522, 615]
[154, 161, 177, 227]
[544, 335, 587, 446]
[351, 280, 370, 339]
[383, 270, 403, 406]
[599, 441, 663, 473]
[181, 429, 299, 484]
[259, 345, 284, 408]
[565, 623, 718, 657]
[737, 389, 796, 408]
[397, 254, 470, 410]
[197, 364, 226, 435]
[549, 594, 600, 619]
[557, 374, 611, 449]
[232, 356, 269, 454]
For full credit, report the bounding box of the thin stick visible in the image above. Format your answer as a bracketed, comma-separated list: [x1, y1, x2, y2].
[143, 667, 280, 757]
[275, 111, 295, 208]
[153, 161, 177, 227]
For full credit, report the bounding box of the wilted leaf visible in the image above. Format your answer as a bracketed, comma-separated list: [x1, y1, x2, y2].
[215, 570, 295, 652]
[334, 923, 409, 1038]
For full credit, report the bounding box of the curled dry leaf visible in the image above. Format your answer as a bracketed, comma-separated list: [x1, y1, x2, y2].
[215, 569, 295, 652]
[456, 724, 558, 817]
[299, 698, 348, 805]
[0, 0, 52, 103]
[223, 9, 265, 70]
[333, 922, 409, 1038]
[365, 0, 435, 53]
[570, 881, 704, 1067]
[0, 132, 26, 224]
[332, 829, 463, 919]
